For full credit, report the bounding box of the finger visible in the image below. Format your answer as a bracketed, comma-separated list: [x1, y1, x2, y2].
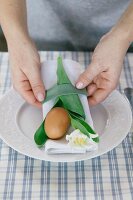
[22, 89, 42, 108]
[93, 75, 109, 89]
[27, 67, 45, 103]
[87, 83, 97, 96]
[88, 88, 111, 106]
[76, 62, 101, 89]
[14, 80, 41, 108]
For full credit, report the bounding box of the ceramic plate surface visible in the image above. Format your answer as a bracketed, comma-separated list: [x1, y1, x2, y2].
[0, 89, 132, 162]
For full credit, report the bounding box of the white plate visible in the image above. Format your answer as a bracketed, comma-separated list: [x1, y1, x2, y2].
[0, 89, 132, 162]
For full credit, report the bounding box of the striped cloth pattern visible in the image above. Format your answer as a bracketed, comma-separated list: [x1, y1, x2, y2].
[0, 51, 133, 200]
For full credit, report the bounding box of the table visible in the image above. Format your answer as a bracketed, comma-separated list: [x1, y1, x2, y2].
[0, 51, 133, 200]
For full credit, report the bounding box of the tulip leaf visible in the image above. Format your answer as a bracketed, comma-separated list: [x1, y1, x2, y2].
[70, 114, 99, 143]
[57, 56, 86, 119]
[34, 121, 48, 147]
[43, 83, 87, 103]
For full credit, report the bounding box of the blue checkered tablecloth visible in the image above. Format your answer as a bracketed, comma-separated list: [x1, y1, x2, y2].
[0, 51, 133, 200]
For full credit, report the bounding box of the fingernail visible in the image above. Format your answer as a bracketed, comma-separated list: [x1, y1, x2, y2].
[76, 82, 84, 89]
[37, 93, 44, 102]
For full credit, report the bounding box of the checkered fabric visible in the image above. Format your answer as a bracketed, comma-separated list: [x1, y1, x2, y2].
[0, 52, 133, 200]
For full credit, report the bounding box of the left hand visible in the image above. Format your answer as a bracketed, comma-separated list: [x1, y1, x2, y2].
[76, 30, 130, 106]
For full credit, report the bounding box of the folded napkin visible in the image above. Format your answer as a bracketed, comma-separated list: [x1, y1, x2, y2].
[45, 137, 98, 154]
[41, 59, 98, 154]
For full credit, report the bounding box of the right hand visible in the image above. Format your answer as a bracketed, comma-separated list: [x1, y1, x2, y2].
[8, 35, 45, 108]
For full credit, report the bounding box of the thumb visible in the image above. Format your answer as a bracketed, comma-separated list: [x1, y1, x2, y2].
[28, 67, 45, 102]
[76, 62, 100, 89]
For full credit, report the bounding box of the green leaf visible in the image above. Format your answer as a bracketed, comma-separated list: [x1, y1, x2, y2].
[92, 137, 99, 143]
[67, 110, 84, 121]
[57, 56, 71, 84]
[57, 56, 85, 119]
[70, 113, 96, 134]
[53, 98, 63, 108]
[43, 83, 87, 103]
[70, 117, 90, 138]
[69, 113, 99, 143]
[59, 95, 85, 118]
[34, 121, 48, 147]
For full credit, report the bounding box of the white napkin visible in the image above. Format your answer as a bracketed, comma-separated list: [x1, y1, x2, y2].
[45, 138, 98, 154]
[41, 59, 98, 154]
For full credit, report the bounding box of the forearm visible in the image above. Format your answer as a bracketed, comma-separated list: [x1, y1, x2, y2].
[0, 0, 29, 44]
[111, 1, 133, 44]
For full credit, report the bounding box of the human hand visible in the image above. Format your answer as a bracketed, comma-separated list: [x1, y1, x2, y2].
[8, 35, 45, 108]
[76, 30, 130, 105]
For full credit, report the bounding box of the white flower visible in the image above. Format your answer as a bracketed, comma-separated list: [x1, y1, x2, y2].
[66, 129, 98, 151]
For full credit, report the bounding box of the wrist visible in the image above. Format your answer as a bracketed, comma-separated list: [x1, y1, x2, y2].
[7, 32, 32, 51]
[110, 24, 133, 47]
[2, 23, 30, 47]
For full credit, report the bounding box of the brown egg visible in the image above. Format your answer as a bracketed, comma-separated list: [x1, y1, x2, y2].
[44, 107, 70, 139]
